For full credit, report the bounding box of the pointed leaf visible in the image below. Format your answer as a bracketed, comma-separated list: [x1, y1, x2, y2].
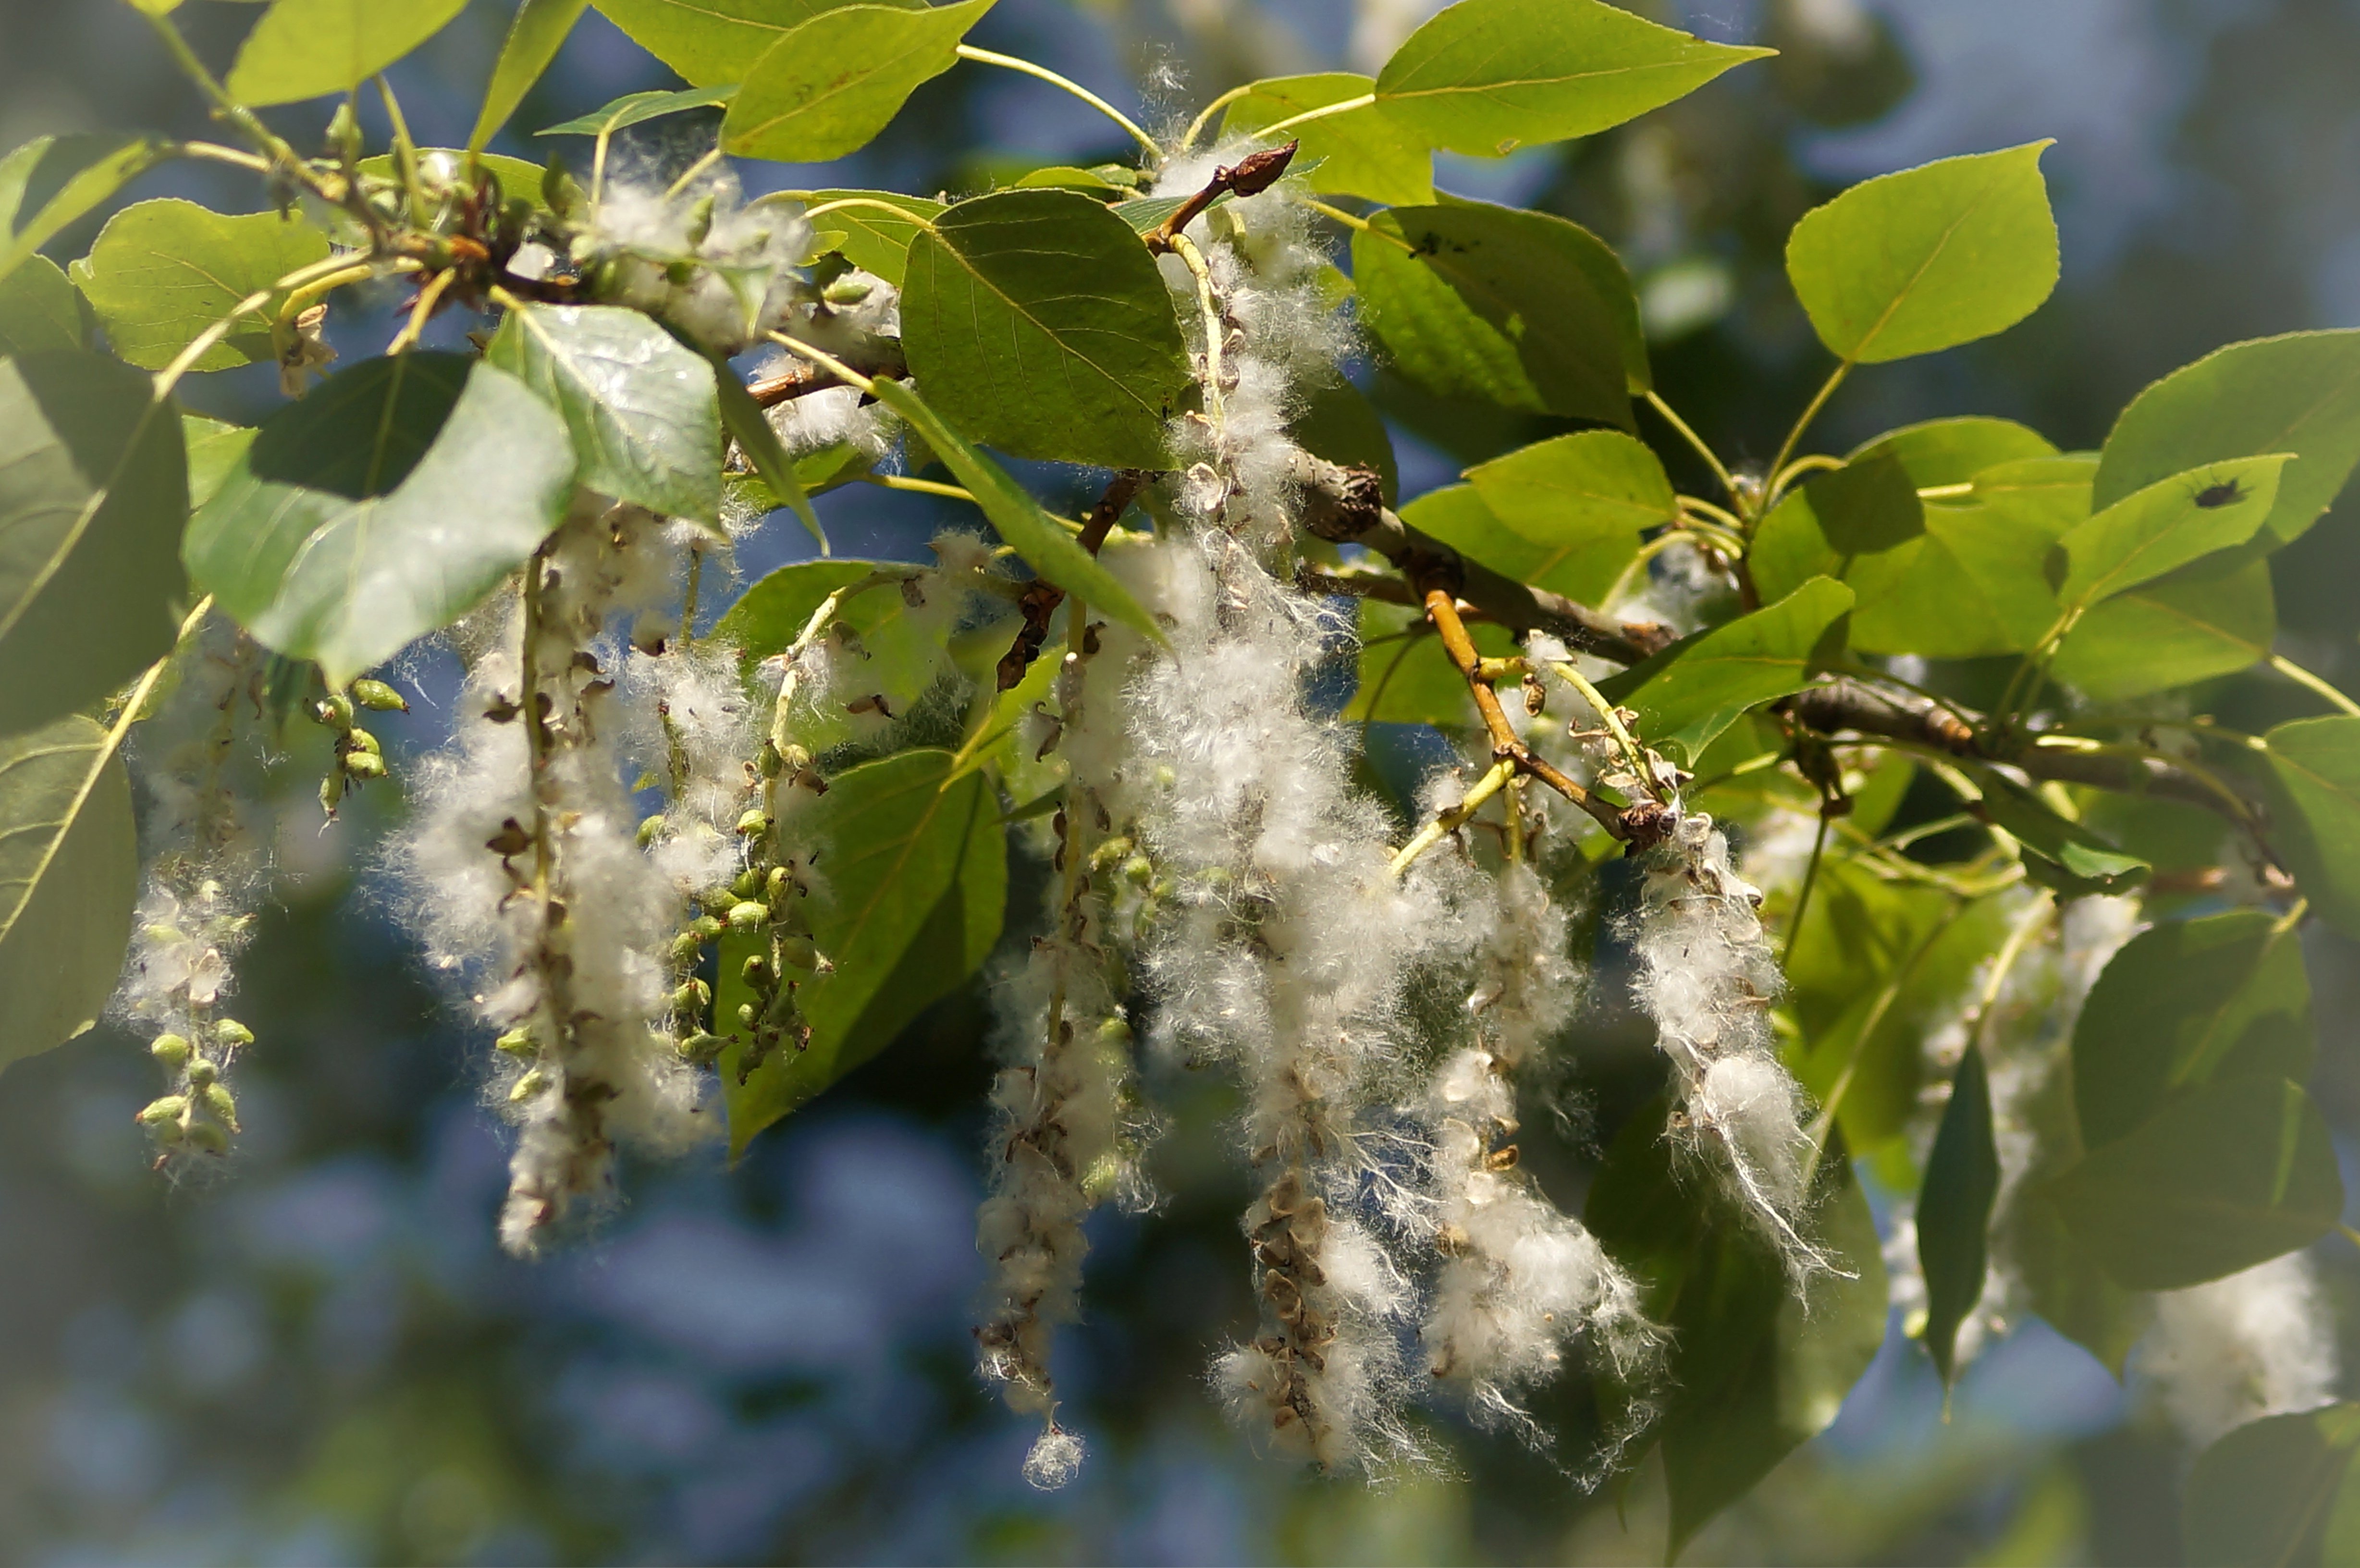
[591, 0, 924, 88]
[225, 0, 472, 106]
[0, 351, 188, 737]
[900, 187, 1187, 469]
[2057, 453, 2287, 608]
[1221, 73, 1432, 205]
[1919, 1044, 1999, 1390]
[183, 355, 575, 686]
[713, 358, 819, 545]
[2262, 715, 2360, 939]
[1849, 415, 2058, 488]
[2052, 551, 2273, 700]
[722, 0, 993, 163]
[536, 85, 737, 138]
[470, 0, 594, 152]
[1595, 576, 1854, 758]
[2048, 1076, 2343, 1291]
[70, 198, 329, 371]
[1843, 454, 2087, 657]
[182, 416, 254, 511]
[0, 135, 167, 288]
[713, 559, 978, 753]
[1785, 143, 2058, 365]
[791, 189, 941, 286]
[1374, 0, 1770, 158]
[1970, 772, 2150, 897]
[1463, 429, 1673, 602]
[0, 714, 138, 1066]
[718, 747, 1004, 1154]
[487, 302, 721, 520]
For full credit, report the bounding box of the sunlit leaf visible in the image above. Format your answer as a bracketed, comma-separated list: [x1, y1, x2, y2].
[0, 714, 138, 1066]
[0, 135, 167, 289]
[70, 198, 329, 372]
[224, 0, 472, 106]
[590, 0, 923, 88]
[2056, 453, 2287, 608]
[1463, 430, 1672, 603]
[470, 0, 594, 151]
[790, 189, 943, 286]
[487, 302, 721, 520]
[1597, 576, 1854, 758]
[722, 1, 993, 163]
[1221, 73, 1432, 205]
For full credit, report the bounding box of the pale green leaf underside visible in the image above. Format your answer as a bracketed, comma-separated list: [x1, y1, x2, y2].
[0, 713, 138, 1067]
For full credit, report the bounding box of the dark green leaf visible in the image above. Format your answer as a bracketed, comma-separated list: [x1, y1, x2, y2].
[1354, 200, 1641, 425]
[1844, 454, 2089, 657]
[1288, 371, 1396, 505]
[1785, 143, 2058, 365]
[1463, 430, 1672, 603]
[1970, 772, 2149, 896]
[1374, 0, 1770, 158]
[712, 359, 820, 546]
[181, 416, 254, 511]
[0, 714, 138, 1066]
[2262, 715, 2360, 939]
[0, 135, 167, 288]
[2057, 453, 2287, 608]
[1387, 481, 1632, 617]
[536, 85, 737, 139]
[0, 351, 188, 737]
[1221, 73, 1432, 205]
[1919, 1044, 1999, 1391]
[722, 0, 993, 163]
[1596, 576, 1854, 759]
[183, 355, 575, 686]
[2097, 329, 2360, 546]
[1802, 451, 1923, 555]
[719, 748, 1004, 1153]
[2073, 909, 2311, 1151]
[2052, 551, 2274, 701]
[1849, 415, 2058, 487]
[70, 198, 329, 372]
[867, 377, 1162, 642]
[224, 0, 472, 105]
[1585, 1102, 1885, 1562]
[2048, 1075, 2343, 1291]
[2184, 1404, 2360, 1568]
[900, 187, 1189, 469]
[0, 255, 81, 356]
[487, 302, 721, 520]
[794, 189, 943, 286]
[591, 0, 923, 88]
[470, 0, 594, 151]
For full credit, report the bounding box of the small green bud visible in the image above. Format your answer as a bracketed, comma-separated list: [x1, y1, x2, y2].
[638, 814, 668, 849]
[731, 868, 763, 900]
[495, 1026, 536, 1056]
[319, 773, 344, 816]
[736, 1002, 758, 1029]
[350, 678, 409, 712]
[202, 1083, 239, 1130]
[822, 275, 874, 306]
[1091, 836, 1133, 872]
[149, 1033, 192, 1067]
[774, 933, 818, 970]
[213, 1019, 255, 1049]
[186, 1057, 219, 1088]
[679, 1031, 728, 1064]
[780, 744, 813, 775]
[669, 931, 705, 967]
[325, 100, 363, 163]
[726, 901, 770, 932]
[1123, 854, 1153, 886]
[672, 979, 712, 1012]
[741, 955, 771, 986]
[344, 750, 387, 782]
[312, 693, 354, 731]
[735, 808, 771, 836]
[187, 1121, 229, 1154]
[690, 914, 724, 940]
[136, 1095, 188, 1126]
[764, 865, 793, 903]
[758, 742, 785, 779]
[148, 1118, 187, 1146]
[700, 887, 738, 917]
[346, 728, 381, 757]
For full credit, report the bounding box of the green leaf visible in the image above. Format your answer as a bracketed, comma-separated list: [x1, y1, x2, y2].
[2184, 1404, 2360, 1568]
[0, 714, 138, 1066]
[1221, 73, 1432, 205]
[2096, 330, 2360, 546]
[1585, 1103, 1886, 1562]
[2056, 453, 2288, 608]
[486, 302, 721, 520]
[1288, 371, 1396, 505]
[867, 377, 1161, 642]
[1850, 415, 2058, 488]
[1845, 454, 2089, 657]
[1354, 200, 1642, 425]
[1801, 452, 1924, 555]
[2073, 909, 2311, 1152]
[0, 135, 168, 289]
[2262, 716, 2360, 939]
[719, 747, 1004, 1154]
[182, 416, 255, 511]
[2004, 1057, 2150, 1376]
[1381, 481, 1617, 618]
[1919, 1043, 1999, 1391]
[2048, 1075, 2343, 1291]
[899, 187, 1189, 469]
[1342, 572, 1513, 729]
[0, 256, 82, 356]
[722, 0, 993, 163]
[1374, 0, 1770, 159]
[792, 189, 942, 286]
[712, 359, 819, 545]
[536, 85, 737, 138]
[470, 0, 594, 152]
[183, 355, 575, 686]
[591, 0, 923, 88]
[0, 351, 188, 738]
[1970, 772, 2149, 897]
[1596, 576, 1854, 759]
[69, 199, 329, 372]
[1784, 143, 2058, 365]
[1463, 430, 1672, 602]
[712, 559, 975, 752]
[224, 0, 472, 106]
[2051, 551, 2273, 700]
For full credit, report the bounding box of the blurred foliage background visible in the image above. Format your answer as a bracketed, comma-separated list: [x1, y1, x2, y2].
[4, 0, 2360, 1561]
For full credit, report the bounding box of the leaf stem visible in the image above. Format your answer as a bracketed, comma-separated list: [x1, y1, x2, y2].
[1425, 588, 1631, 837]
[1179, 85, 1254, 152]
[1255, 92, 1375, 138]
[176, 140, 270, 173]
[2269, 652, 2360, 718]
[137, 9, 302, 169]
[374, 75, 430, 221]
[386, 265, 458, 355]
[1769, 452, 1844, 496]
[799, 196, 939, 230]
[1762, 362, 1853, 518]
[953, 44, 1159, 158]
[768, 331, 876, 395]
[1642, 389, 1738, 504]
[858, 472, 975, 503]
[663, 145, 727, 201]
[1539, 657, 1653, 795]
[1781, 811, 1831, 968]
[1390, 759, 1516, 877]
[1302, 196, 1381, 237]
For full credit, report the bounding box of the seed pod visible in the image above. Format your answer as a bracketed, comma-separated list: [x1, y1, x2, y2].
[136, 1095, 188, 1126]
[726, 901, 770, 932]
[319, 773, 343, 816]
[186, 1058, 218, 1087]
[822, 274, 874, 306]
[669, 931, 705, 967]
[730, 868, 763, 900]
[736, 1002, 758, 1029]
[774, 933, 818, 970]
[741, 955, 771, 986]
[679, 1032, 728, 1063]
[637, 815, 668, 849]
[213, 1019, 255, 1049]
[764, 865, 792, 903]
[149, 1033, 192, 1068]
[509, 1069, 550, 1103]
[346, 728, 381, 757]
[700, 887, 738, 917]
[690, 914, 724, 940]
[202, 1083, 239, 1129]
[186, 1122, 229, 1154]
[312, 693, 354, 731]
[735, 808, 771, 836]
[1123, 854, 1153, 886]
[757, 742, 785, 778]
[344, 750, 387, 782]
[495, 1026, 537, 1056]
[673, 979, 712, 1012]
[350, 678, 408, 712]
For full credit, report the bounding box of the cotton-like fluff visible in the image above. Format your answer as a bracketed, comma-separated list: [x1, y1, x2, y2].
[1119, 529, 1476, 1474]
[976, 628, 1152, 1490]
[391, 499, 713, 1254]
[1630, 812, 1826, 1274]
[2139, 1253, 2340, 1448]
[582, 160, 811, 355]
[113, 619, 266, 1165]
[616, 630, 761, 908]
[1419, 867, 1656, 1453]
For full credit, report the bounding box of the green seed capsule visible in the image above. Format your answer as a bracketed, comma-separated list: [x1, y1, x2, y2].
[213, 1019, 255, 1049]
[690, 914, 724, 940]
[735, 808, 771, 836]
[741, 955, 771, 986]
[149, 1032, 192, 1067]
[187, 1122, 229, 1154]
[638, 815, 668, 849]
[344, 751, 387, 781]
[673, 979, 711, 1012]
[1123, 855, 1153, 886]
[758, 742, 785, 778]
[727, 901, 769, 932]
[736, 1002, 758, 1029]
[202, 1083, 239, 1129]
[680, 1031, 728, 1063]
[495, 1026, 536, 1056]
[347, 728, 381, 757]
[136, 1095, 188, 1126]
[775, 934, 818, 970]
[822, 275, 874, 306]
[670, 931, 705, 967]
[351, 679, 409, 712]
[731, 868, 763, 900]
[186, 1058, 218, 1088]
[764, 866, 792, 903]
[701, 888, 738, 918]
[319, 774, 344, 816]
[510, 1069, 550, 1103]
[313, 693, 354, 731]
